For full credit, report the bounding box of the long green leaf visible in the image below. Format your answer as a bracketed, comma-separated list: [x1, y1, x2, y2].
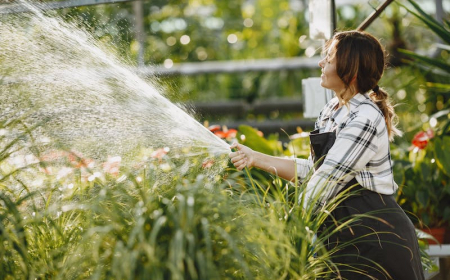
[425, 82, 450, 92]
[398, 49, 450, 74]
[405, 0, 450, 45]
[406, 0, 440, 25]
[434, 137, 450, 177]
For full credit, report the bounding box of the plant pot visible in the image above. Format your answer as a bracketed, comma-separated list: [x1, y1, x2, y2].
[422, 227, 446, 245]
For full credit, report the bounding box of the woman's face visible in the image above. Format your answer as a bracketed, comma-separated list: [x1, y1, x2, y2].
[318, 40, 346, 93]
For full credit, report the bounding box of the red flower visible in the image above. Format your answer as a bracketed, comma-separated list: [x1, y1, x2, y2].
[208, 125, 238, 140]
[208, 125, 221, 132]
[411, 129, 434, 150]
[214, 128, 237, 139]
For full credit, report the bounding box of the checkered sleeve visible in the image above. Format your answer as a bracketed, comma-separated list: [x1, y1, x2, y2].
[294, 156, 313, 180]
[302, 115, 379, 208]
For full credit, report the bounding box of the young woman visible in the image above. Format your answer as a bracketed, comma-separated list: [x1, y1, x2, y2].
[229, 31, 425, 279]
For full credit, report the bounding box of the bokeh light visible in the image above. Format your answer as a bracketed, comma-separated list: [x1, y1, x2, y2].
[227, 34, 238, 44]
[180, 35, 191, 45]
[305, 46, 316, 57]
[166, 36, 176, 46]
[396, 89, 406, 100]
[243, 18, 253, 27]
[164, 58, 174, 68]
[429, 117, 438, 127]
[196, 47, 208, 60]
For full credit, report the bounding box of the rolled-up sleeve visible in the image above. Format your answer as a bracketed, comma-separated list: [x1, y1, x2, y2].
[294, 156, 313, 180]
[303, 115, 379, 207]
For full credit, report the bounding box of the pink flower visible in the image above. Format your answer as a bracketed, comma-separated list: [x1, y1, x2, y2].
[68, 152, 94, 169]
[202, 159, 215, 169]
[40, 166, 53, 175]
[40, 150, 69, 162]
[103, 156, 121, 176]
[151, 147, 170, 160]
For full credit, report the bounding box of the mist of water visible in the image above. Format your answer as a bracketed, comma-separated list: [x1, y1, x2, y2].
[0, 1, 230, 173]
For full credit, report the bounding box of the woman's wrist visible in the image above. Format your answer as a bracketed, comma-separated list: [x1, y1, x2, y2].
[251, 150, 264, 170]
[253, 151, 276, 174]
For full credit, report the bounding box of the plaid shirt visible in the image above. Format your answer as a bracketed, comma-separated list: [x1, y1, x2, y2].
[295, 93, 398, 206]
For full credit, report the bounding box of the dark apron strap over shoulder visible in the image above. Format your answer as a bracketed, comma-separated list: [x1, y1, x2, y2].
[309, 129, 336, 169]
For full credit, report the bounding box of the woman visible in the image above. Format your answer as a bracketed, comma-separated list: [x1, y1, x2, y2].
[229, 31, 425, 279]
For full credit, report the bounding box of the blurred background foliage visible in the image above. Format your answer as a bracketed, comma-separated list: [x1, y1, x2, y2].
[49, 0, 448, 127]
[59, 0, 315, 105]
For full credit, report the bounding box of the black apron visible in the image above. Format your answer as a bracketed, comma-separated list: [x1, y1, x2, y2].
[310, 129, 425, 280]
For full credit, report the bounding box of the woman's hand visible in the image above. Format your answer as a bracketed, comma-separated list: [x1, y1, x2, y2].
[229, 142, 255, 171]
[229, 142, 297, 181]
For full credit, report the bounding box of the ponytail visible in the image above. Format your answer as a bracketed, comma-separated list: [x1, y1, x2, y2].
[369, 87, 402, 141]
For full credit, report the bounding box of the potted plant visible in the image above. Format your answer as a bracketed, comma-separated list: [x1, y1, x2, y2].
[394, 120, 450, 243]
[391, 0, 450, 244]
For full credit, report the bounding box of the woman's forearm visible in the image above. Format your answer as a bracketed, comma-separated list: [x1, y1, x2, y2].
[229, 142, 298, 181]
[252, 151, 297, 181]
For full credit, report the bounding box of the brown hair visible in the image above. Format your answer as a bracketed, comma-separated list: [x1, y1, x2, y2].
[323, 30, 401, 141]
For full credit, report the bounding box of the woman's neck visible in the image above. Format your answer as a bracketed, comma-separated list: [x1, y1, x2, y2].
[336, 89, 358, 108]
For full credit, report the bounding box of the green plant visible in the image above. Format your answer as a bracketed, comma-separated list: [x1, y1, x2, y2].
[399, 0, 450, 107]
[0, 112, 331, 279]
[392, 0, 450, 230]
[4, 109, 429, 279]
[395, 124, 450, 228]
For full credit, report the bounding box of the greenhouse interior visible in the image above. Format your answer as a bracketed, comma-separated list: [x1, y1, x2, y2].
[0, 0, 449, 279]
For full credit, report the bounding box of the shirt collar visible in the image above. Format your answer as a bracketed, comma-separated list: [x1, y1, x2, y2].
[323, 93, 370, 128]
[334, 93, 368, 118]
[348, 92, 370, 108]
[320, 93, 370, 122]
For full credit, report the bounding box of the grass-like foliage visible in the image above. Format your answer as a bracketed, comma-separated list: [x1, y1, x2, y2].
[0, 113, 431, 279]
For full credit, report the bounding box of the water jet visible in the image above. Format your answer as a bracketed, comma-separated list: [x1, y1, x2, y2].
[0, 1, 230, 180]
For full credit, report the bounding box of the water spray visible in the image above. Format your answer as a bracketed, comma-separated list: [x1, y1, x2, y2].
[0, 0, 230, 176]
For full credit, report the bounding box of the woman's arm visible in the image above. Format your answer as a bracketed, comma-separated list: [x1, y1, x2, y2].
[229, 142, 297, 181]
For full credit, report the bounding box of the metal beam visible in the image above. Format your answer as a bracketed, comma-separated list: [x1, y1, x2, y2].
[357, 0, 395, 31]
[224, 119, 315, 135]
[0, 0, 136, 14]
[193, 99, 304, 117]
[138, 56, 321, 76]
